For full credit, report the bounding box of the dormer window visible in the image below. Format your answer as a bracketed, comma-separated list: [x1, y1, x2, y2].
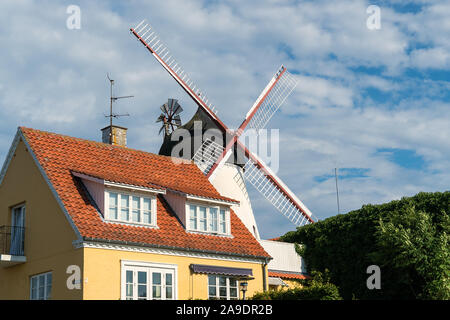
[105, 189, 157, 227]
[187, 203, 230, 235]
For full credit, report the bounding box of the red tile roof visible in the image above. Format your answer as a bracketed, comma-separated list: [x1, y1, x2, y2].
[268, 271, 310, 280]
[20, 127, 270, 259]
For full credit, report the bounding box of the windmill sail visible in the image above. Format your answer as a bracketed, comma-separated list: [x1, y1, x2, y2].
[130, 19, 315, 227]
[242, 153, 314, 226]
[131, 20, 221, 120]
[192, 138, 229, 175]
[245, 66, 298, 132]
[205, 65, 298, 179]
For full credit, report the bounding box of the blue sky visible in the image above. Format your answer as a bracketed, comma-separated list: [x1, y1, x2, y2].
[0, 0, 449, 239]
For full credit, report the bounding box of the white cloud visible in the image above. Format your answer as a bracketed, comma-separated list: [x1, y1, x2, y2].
[410, 47, 450, 69]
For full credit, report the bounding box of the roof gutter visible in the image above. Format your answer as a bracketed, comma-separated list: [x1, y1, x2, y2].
[78, 236, 272, 263]
[166, 188, 240, 206]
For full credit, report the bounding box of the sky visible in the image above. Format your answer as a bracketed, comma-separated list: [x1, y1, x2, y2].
[0, 0, 449, 239]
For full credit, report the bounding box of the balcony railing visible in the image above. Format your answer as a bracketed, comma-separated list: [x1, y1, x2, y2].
[0, 225, 25, 256]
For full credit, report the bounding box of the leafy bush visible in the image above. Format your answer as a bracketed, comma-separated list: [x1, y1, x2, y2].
[280, 191, 450, 300]
[251, 270, 342, 300]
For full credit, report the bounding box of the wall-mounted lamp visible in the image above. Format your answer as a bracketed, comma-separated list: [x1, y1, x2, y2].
[240, 281, 248, 300]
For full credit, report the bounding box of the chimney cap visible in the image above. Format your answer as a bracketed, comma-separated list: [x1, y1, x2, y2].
[101, 124, 128, 131]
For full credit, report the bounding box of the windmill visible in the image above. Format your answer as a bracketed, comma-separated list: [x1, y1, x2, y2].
[157, 98, 183, 136]
[130, 20, 315, 237]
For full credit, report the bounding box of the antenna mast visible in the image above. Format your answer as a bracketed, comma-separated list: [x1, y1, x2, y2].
[106, 73, 133, 144]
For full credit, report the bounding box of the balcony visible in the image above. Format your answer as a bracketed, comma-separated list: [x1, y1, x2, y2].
[0, 226, 26, 267]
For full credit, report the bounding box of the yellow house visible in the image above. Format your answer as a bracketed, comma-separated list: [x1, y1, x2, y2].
[0, 127, 271, 300]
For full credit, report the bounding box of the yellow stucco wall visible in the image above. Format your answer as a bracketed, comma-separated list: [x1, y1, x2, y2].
[82, 247, 267, 300]
[0, 139, 83, 299]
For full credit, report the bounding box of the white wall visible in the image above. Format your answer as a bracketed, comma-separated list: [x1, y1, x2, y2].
[259, 239, 306, 273]
[210, 163, 260, 239]
[163, 191, 187, 227]
[82, 178, 105, 215]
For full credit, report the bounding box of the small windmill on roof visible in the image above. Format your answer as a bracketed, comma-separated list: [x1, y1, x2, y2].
[130, 20, 315, 238]
[156, 98, 183, 137]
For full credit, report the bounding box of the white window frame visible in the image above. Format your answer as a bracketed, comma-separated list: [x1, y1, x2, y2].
[120, 260, 178, 300]
[186, 202, 230, 235]
[104, 188, 157, 227]
[30, 272, 52, 300]
[208, 275, 239, 300]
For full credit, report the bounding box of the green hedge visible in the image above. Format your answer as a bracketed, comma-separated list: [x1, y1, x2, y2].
[280, 191, 450, 300]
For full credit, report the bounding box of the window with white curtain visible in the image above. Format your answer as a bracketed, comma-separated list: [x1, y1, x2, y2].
[105, 190, 156, 226]
[30, 272, 52, 300]
[187, 203, 229, 235]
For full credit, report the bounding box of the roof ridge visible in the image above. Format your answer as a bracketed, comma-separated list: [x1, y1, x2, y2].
[19, 126, 193, 165]
[19, 126, 238, 203]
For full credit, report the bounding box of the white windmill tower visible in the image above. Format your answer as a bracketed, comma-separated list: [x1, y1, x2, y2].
[130, 20, 315, 240]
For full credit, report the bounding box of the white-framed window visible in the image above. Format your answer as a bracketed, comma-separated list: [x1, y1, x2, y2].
[121, 261, 177, 300]
[187, 203, 230, 235]
[208, 275, 238, 300]
[105, 189, 157, 226]
[30, 272, 52, 300]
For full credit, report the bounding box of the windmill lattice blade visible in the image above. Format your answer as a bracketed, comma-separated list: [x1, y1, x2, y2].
[130, 20, 219, 116]
[168, 98, 176, 113]
[161, 103, 169, 114]
[173, 103, 183, 115]
[246, 66, 298, 132]
[243, 158, 314, 227]
[192, 139, 227, 176]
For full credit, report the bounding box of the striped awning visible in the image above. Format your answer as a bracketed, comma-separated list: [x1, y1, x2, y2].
[268, 277, 288, 287]
[190, 264, 253, 277]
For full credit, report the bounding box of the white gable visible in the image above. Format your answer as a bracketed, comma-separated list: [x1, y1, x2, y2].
[259, 239, 307, 273]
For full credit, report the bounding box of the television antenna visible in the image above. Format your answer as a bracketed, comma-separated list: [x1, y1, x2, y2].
[106, 73, 133, 144]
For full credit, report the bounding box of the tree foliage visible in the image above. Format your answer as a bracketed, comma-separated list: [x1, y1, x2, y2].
[280, 191, 450, 300]
[372, 206, 450, 299]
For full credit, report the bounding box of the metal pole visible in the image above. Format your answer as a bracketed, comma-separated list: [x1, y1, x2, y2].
[110, 78, 113, 144]
[335, 168, 340, 215]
